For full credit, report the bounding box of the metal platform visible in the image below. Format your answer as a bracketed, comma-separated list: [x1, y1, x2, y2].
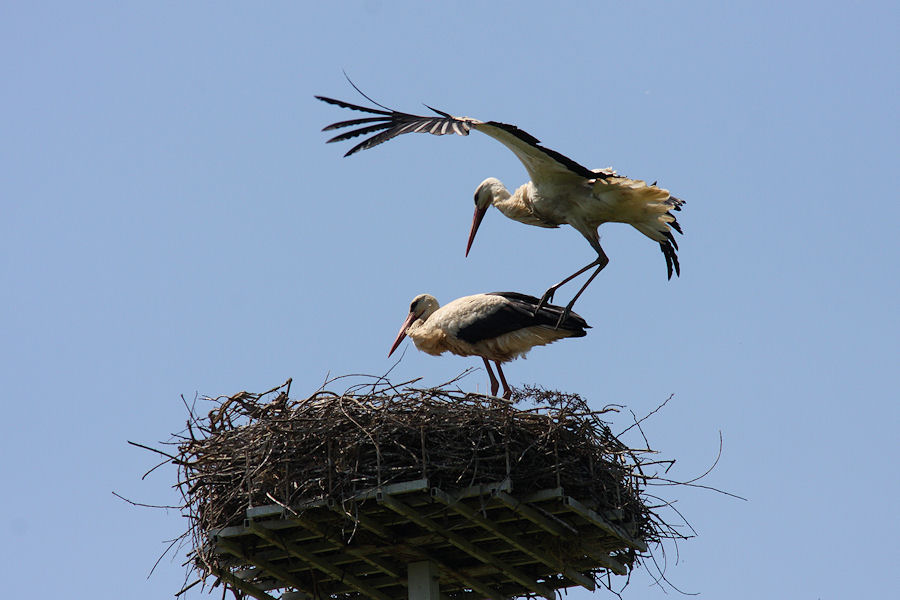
[203, 478, 647, 600]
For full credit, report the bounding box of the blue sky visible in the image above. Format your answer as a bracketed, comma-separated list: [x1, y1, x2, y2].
[1, 2, 897, 598]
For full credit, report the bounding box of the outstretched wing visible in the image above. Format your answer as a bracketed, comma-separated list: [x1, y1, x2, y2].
[317, 94, 605, 184]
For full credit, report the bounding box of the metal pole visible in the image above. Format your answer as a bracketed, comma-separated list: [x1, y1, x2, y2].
[408, 560, 439, 600]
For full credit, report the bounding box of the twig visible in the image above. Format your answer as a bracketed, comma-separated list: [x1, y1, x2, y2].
[112, 491, 181, 510]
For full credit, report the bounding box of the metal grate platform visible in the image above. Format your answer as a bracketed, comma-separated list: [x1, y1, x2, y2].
[203, 478, 648, 600]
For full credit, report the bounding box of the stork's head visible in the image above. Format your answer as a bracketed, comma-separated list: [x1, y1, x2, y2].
[388, 294, 440, 357]
[466, 178, 504, 256]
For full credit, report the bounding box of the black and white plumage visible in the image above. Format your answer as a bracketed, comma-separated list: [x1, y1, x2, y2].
[317, 89, 684, 318]
[388, 291, 589, 399]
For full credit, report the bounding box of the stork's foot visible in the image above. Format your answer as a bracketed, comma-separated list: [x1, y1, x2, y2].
[537, 286, 576, 329]
[554, 301, 576, 329]
[535, 287, 558, 315]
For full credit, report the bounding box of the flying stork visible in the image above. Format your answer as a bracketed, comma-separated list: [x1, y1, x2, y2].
[388, 291, 590, 400]
[317, 89, 684, 318]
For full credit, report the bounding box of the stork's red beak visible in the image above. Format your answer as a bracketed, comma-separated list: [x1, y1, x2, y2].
[388, 312, 417, 357]
[465, 206, 488, 257]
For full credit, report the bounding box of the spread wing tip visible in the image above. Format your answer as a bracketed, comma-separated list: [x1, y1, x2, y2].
[318, 92, 472, 155]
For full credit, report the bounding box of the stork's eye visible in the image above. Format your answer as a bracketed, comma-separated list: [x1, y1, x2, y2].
[409, 300, 418, 313]
[474, 191, 480, 205]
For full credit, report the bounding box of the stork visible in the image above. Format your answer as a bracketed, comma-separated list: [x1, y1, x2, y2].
[388, 291, 590, 400]
[317, 89, 684, 319]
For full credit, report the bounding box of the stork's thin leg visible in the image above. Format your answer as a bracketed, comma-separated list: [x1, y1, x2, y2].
[537, 249, 610, 316]
[536, 258, 600, 311]
[495, 362, 512, 400]
[482, 357, 500, 397]
[555, 262, 606, 327]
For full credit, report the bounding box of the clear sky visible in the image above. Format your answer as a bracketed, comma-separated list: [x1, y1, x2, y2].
[1, 2, 897, 598]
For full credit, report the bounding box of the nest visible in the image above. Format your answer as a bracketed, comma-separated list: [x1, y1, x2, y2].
[166, 375, 686, 598]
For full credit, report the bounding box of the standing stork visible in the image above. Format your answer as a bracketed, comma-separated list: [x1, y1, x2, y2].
[388, 291, 589, 400]
[317, 89, 684, 318]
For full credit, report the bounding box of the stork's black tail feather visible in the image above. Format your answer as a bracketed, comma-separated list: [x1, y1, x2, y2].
[660, 239, 681, 280]
[660, 195, 685, 279]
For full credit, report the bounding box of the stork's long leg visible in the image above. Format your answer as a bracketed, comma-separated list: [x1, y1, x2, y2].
[536, 248, 610, 315]
[495, 362, 512, 400]
[482, 357, 500, 397]
[555, 263, 606, 327]
[537, 257, 603, 308]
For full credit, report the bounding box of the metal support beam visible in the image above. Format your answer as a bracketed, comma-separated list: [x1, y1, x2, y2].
[493, 490, 577, 537]
[248, 522, 395, 600]
[379, 492, 556, 600]
[408, 561, 440, 600]
[206, 562, 279, 600]
[285, 512, 404, 579]
[331, 502, 505, 600]
[563, 496, 648, 552]
[430, 487, 595, 592]
[245, 479, 431, 520]
[522, 487, 565, 503]
[585, 549, 628, 576]
[400, 547, 502, 600]
[329, 501, 394, 540]
[448, 479, 512, 499]
[216, 538, 316, 597]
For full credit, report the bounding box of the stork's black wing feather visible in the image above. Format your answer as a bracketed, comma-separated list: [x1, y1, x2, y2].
[316, 95, 393, 116]
[317, 95, 473, 157]
[322, 116, 390, 132]
[456, 292, 589, 344]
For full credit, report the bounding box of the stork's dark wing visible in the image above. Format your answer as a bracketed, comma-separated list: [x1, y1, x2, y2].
[316, 95, 476, 157]
[316, 94, 605, 183]
[456, 292, 589, 344]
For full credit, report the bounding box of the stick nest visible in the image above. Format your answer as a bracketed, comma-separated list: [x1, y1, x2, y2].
[169, 375, 683, 594]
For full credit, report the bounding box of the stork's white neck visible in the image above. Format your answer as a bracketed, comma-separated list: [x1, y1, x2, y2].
[492, 182, 554, 228]
[406, 313, 447, 356]
[490, 182, 529, 222]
